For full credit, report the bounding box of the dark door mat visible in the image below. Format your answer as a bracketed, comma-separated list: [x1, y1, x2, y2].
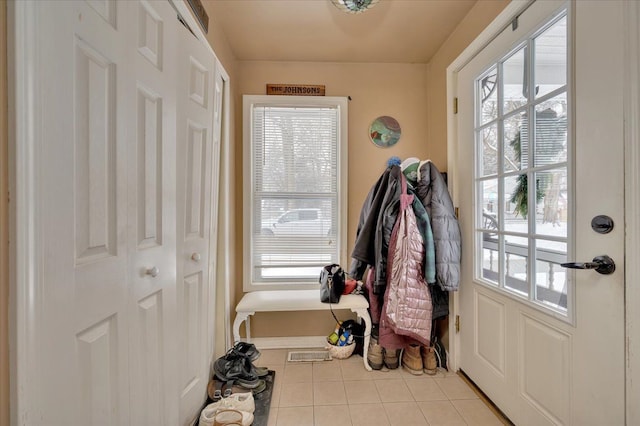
[251, 370, 276, 426]
[197, 371, 276, 426]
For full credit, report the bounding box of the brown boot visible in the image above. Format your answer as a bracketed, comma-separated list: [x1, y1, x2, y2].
[384, 348, 401, 369]
[402, 344, 423, 375]
[421, 346, 437, 375]
[367, 336, 384, 370]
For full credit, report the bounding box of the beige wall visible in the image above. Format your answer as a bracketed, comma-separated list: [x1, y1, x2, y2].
[1, 1, 9, 424]
[236, 61, 430, 336]
[229, 1, 510, 338]
[203, 12, 238, 82]
[426, 0, 510, 168]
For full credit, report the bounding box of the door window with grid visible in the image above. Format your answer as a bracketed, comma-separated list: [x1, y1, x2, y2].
[475, 11, 570, 315]
[243, 95, 348, 291]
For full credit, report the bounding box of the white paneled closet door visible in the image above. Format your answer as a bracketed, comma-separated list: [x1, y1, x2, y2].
[127, 1, 179, 424]
[175, 19, 217, 425]
[13, 1, 221, 424]
[33, 1, 132, 424]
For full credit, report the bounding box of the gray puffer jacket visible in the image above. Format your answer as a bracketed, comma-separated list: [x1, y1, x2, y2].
[415, 161, 461, 291]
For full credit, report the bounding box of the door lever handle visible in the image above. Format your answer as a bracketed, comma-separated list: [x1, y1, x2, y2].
[561, 255, 615, 275]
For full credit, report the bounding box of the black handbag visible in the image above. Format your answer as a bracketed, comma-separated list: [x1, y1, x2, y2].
[319, 264, 345, 304]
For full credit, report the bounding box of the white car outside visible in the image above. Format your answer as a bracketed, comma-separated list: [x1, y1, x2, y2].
[261, 208, 332, 236]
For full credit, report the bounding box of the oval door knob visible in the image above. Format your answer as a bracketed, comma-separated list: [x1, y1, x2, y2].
[145, 266, 160, 277]
[191, 252, 201, 262]
[561, 255, 615, 275]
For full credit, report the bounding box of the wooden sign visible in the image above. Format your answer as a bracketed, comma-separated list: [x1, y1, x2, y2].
[266, 84, 326, 96]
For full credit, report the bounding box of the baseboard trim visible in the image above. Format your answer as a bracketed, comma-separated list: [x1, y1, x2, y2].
[247, 336, 327, 349]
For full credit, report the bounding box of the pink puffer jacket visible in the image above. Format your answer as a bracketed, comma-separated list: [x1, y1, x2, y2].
[382, 184, 433, 346]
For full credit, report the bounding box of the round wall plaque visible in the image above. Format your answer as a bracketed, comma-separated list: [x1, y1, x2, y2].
[369, 116, 401, 148]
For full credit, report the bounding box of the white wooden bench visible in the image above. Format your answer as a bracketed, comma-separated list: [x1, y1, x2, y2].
[233, 289, 372, 371]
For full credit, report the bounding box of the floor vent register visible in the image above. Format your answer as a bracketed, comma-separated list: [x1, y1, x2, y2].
[287, 350, 332, 362]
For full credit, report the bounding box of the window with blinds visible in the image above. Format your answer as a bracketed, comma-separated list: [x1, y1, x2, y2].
[243, 95, 348, 291]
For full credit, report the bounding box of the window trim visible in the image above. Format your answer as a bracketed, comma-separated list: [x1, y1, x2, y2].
[242, 95, 348, 292]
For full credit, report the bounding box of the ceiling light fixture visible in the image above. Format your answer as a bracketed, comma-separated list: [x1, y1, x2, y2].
[331, 0, 380, 14]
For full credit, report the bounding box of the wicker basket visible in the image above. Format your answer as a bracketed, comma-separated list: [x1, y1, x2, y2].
[326, 343, 355, 359]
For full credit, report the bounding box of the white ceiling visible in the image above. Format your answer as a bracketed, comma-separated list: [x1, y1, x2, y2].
[204, 0, 477, 64]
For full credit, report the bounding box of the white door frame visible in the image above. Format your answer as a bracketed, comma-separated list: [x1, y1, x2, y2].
[215, 72, 234, 354]
[446, 0, 638, 422]
[622, 2, 640, 424]
[8, 1, 42, 421]
[8, 0, 230, 423]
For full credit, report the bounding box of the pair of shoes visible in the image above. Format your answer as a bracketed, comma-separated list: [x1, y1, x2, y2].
[204, 392, 255, 414]
[366, 334, 402, 370]
[421, 346, 437, 375]
[199, 393, 255, 426]
[402, 344, 423, 375]
[200, 408, 253, 426]
[230, 342, 268, 377]
[231, 341, 270, 386]
[212, 342, 270, 395]
[200, 408, 245, 426]
[214, 342, 269, 387]
[401, 344, 438, 375]
[200, 408, 251, 425]
[214, 350, 261, 388]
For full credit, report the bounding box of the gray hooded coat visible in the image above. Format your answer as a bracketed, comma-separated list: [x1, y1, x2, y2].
[415, 161, 461, 291]
[349, 166, 401, 294]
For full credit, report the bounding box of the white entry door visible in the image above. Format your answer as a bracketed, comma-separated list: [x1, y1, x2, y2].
[455, 1, 624, 425]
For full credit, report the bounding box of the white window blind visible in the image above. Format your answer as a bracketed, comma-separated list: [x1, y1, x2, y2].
[243, 96, 348, 290]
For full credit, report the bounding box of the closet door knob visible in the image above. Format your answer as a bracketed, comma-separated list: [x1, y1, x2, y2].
[145, 266, 160, 278]
[191, 252, 201, 262]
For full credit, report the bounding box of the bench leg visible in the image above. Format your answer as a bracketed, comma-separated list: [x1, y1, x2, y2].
[232, 311, 254, 344]
[351, 307, 372, 371]
[246, 316, 251, 341]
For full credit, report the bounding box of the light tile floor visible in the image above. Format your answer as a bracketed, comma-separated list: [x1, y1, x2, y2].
[254, 348, 509, 426]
